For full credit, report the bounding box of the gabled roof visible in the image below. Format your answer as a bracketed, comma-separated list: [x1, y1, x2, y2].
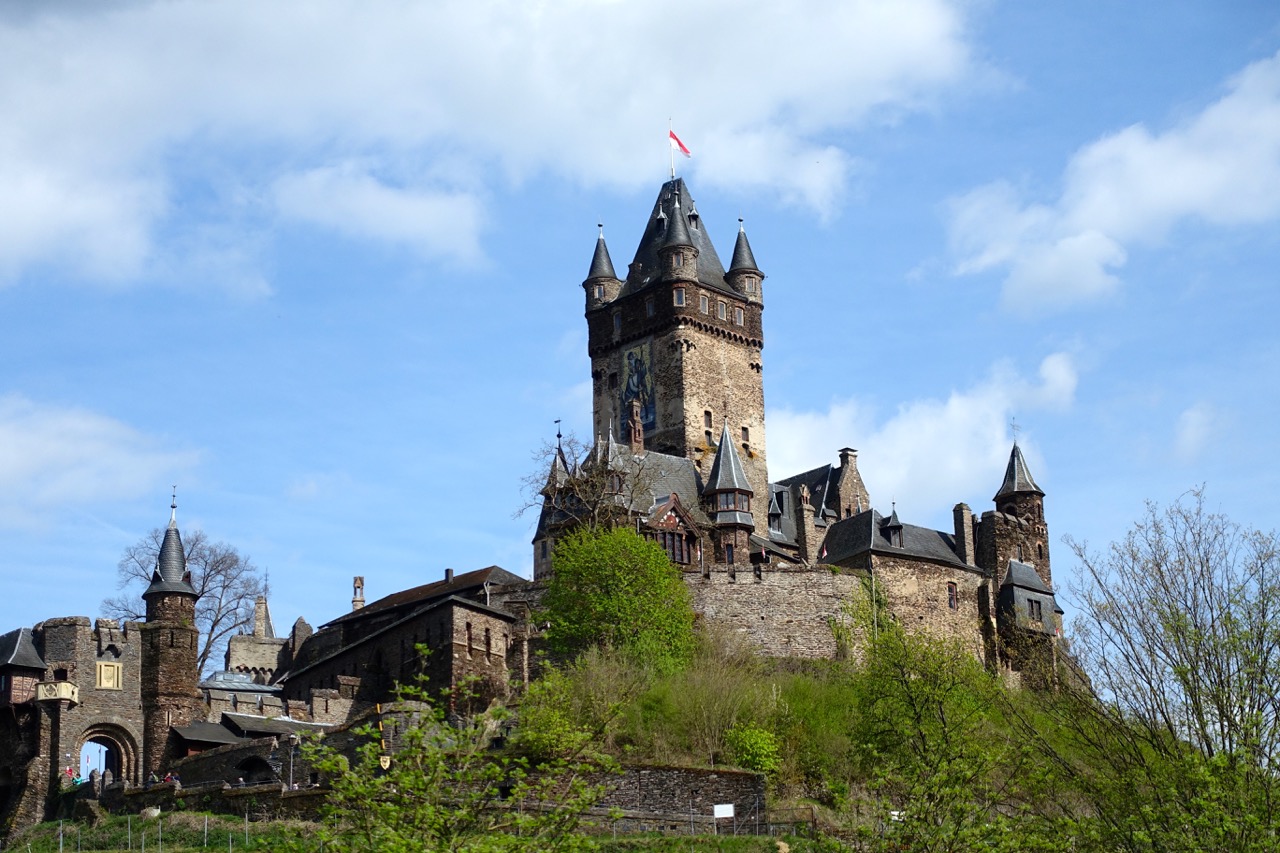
[586, 231, 618, 280]
[221, 712, 330, 739]
[1001, 560, 1053, 594]
[282, 594, 515, 685]
[323, 566, 526, 628]
[174, 720, 246, 747]
[620, 178, 732, 298]
[994, 443, 1044, 500]
[0, 627, 46, 671]
[819, 509, 970, 570]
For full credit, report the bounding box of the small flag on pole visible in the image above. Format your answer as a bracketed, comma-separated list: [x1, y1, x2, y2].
[669, 129, 692, 158]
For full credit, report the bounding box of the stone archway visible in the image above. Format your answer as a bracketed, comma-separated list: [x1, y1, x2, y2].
[77, 724, 140, 786]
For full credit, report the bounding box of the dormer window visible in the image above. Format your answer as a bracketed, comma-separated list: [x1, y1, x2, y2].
[1028, 599, 1043, 622]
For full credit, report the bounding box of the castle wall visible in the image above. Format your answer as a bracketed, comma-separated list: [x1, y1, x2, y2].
[869, 556, 989, 663]
[225, 634, 289, 684]
[685, 565, 862, 659]
[38, 617, 146, 787]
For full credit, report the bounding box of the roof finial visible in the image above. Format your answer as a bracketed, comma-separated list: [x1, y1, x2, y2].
[597, 222, 604, 238]
[738, 216, 745, 232]
[554, 418, 562, 446]
[169, 486, 178, 527]
[1010, 416, 1020, 446]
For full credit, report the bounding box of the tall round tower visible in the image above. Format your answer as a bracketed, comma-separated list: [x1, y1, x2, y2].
[139, 497, 203, 777]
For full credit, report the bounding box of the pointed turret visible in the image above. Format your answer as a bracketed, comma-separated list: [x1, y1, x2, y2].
[620, 179, 726, 295]
[994, 443, 1044, 501]
[584, 224, 623, 310]
[588, 230, 617, 280]
[143, 496, 198, 604]
[704, 421, 754, 529]
[726, 219, 764, 303]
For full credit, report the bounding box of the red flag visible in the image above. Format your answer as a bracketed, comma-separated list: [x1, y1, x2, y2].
[669, 130, 692, 158]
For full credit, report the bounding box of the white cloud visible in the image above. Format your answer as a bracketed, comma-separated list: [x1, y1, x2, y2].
[273, 165, 484, 264]
[0, 0, 979, 285]
[769, 353, 1076, 521]
[0, 394, 200, 528]
[1174, 402, 1216, 464]
[948, 50, 1280, 313]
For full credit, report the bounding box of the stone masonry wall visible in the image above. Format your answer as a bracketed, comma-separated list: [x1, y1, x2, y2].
[870, 555, 989, 663]
[686, 565, 861, 658]
[39, 617, 146, 787]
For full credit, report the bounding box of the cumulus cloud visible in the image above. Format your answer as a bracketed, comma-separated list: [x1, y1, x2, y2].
[0, 395, 200, 528]
[273, 166, 484, 264]
[769, 353, 1077, 521]
[948, 50, 1280, 313]
[0, 0, 978, 285]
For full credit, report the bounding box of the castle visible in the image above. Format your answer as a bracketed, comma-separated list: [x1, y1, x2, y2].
[0, 176, 1063, 837]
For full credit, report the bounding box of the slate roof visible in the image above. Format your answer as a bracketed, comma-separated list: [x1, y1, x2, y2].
[0, 627, 46, 671]
[533, 440, 713, 540]
[1001, 560, 1054, 594]
[200, 671, 280, 694]
[728, 225, 760, 274]
[705, 423, 752, 494]
[620, 178, 735, 298]
[586, 231, 617, 280]
[221, 712, 330, 739]
[775, 463, 841, 520]
[324, 566, 526, 628]
[994, 443, 1044, 500]
[144, 505, 198, 599]
[283, 595, 514, 685]
[174, 721, 246, 747]
[819, 509, 970, 570]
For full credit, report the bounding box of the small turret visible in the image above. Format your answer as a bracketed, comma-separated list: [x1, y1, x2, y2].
[994, 442, 1045, 521]
[726, 220, 764, 304]
[658, 197, 698, 283]
[584, 225, 622, 310]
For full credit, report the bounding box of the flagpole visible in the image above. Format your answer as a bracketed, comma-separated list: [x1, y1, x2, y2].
[669, 119, 675, 179]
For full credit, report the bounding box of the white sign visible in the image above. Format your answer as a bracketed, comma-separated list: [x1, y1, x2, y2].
[713, 804, 734, 819]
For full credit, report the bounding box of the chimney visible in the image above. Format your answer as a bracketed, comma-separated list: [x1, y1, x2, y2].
[796, 484, 820, 565]
[351, 576, 365, 611]
[628, 398, 645, 455]
[445, 568, 454, 584]
[953, 503, 975, 565]
[252, 596, 269, 637]
[835, 448, 871, 518]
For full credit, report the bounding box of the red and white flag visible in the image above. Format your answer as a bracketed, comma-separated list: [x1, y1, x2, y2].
[669, 129, 692, 158]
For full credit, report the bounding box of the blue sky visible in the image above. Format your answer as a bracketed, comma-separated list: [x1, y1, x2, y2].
[2, 0, 1278, 644]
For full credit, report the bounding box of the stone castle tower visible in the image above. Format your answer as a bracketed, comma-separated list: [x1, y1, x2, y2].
[138, 499, 203, 777]
[584, 178, 770, 503]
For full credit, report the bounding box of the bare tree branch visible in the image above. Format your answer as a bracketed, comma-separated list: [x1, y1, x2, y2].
[102, 527, 268, 676]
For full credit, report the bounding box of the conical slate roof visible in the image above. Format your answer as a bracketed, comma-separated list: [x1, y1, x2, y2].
[621, 178, 728, 296]
[662, 197, 694, 250]
[586, 231, 617, 280]
[705, 422, 752, 494]
[144, 501, 198, 599]
[728, 224, 759, 274]
[994, 443, 1044, 500]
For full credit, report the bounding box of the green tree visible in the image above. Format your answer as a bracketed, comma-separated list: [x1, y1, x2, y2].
[296, 676, 614, 852]
[1018, 489, 1280, 851]
[542, 527, 695, 674]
